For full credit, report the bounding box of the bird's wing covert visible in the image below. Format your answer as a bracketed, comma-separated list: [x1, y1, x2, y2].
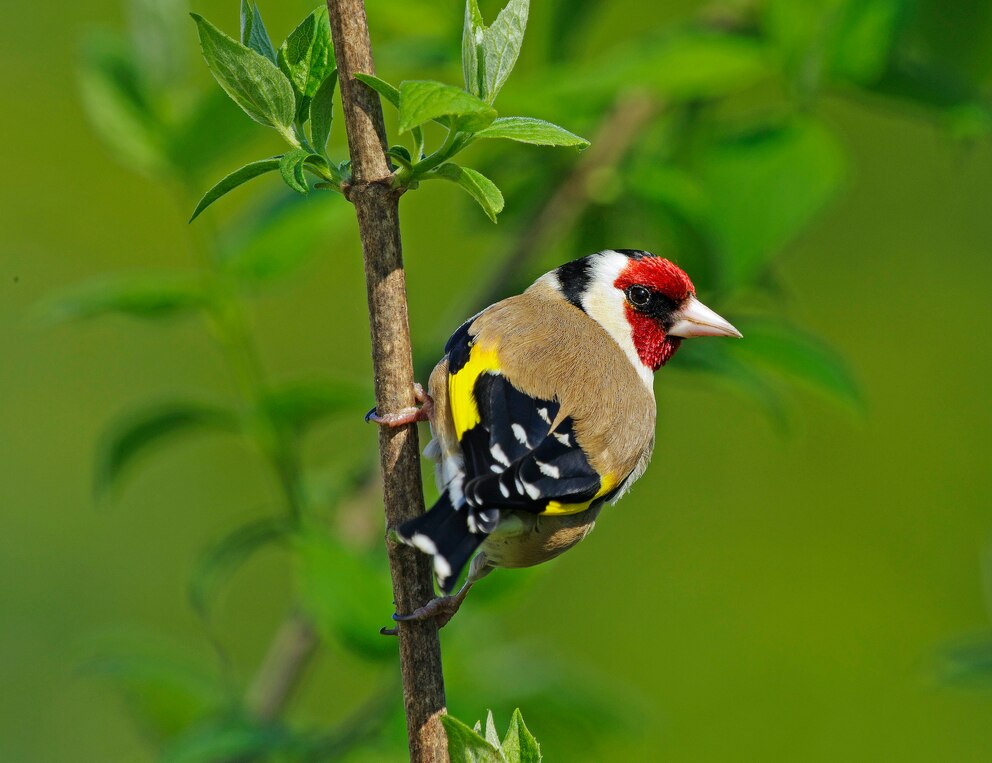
[445, 327, 617, 519]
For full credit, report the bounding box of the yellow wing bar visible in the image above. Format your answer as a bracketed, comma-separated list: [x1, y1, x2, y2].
[448, 344, 501, 439]
[542, 472, 618, 516]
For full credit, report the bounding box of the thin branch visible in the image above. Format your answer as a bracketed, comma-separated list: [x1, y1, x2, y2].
[326, 1, 448, 761]
[244, 611, 319, 722]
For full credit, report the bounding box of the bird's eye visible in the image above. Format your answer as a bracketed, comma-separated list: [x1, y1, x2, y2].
[626, 285, 651, 307]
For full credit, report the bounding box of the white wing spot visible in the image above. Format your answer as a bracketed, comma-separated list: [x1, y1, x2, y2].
[554, 432, 571, 446]
[490, 463, 505, 474]
[499, 480, 510, 497]
[536, 460, 560, 479]
[411, 533, 437, 556]
[538, 407, 551, 424]
[511, 424, 529, 446]
[433, 555, 451, 583]
[490, 443, 510, 466]
[520, 478, 541, 501]
[514, 476, 525, 494]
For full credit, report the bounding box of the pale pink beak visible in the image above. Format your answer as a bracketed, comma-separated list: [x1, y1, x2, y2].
[668, 296, 742, 339]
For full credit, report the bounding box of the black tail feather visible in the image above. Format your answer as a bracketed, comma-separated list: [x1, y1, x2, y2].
[397, 493, 486, 594]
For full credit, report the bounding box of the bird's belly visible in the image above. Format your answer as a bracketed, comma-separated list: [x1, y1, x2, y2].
[480, 505, 603, 569]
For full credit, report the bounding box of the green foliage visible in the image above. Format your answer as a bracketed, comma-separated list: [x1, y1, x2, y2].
[189, 158, 281, 221]
[693, 118, 846, 288]
[188, 0, 584, 222]
[189, 517, 293, 618]
[309, 69, 337, 154]
[216, 196, 348, 283]
[295, 530, 395, 660]
[81, 638, 230, 742]
[40, 272, 214, 322]
[277, 5, 335, 120]
[398, 80, 497, 133]
[95, 401, 241, 501]
[474, 117, 589, 148]
[279, 148, 311, 194]
[461, 0, 530, 103]
[161, 720, 301, 763]
[258, 379, 370, 436]
[191, 13, 297, 140]
[431, 163, 505, 222]
[443, 709, 541, 762]
[239, 0, 277, 63]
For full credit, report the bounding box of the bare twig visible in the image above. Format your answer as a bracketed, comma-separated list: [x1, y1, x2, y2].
[244, 611, 319, 722]
[326, 1, 448, 761]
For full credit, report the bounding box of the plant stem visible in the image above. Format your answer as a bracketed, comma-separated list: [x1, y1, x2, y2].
[244, 611, 320, 722]
[326, 1, 449, 761]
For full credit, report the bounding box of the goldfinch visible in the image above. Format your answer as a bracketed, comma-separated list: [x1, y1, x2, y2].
[371, 249, 740, 625]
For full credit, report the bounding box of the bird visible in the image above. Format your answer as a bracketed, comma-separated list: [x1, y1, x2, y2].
[367, 249, 741, 627]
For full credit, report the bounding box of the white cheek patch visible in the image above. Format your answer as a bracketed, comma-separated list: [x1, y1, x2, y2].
[581, 251, 655, 389]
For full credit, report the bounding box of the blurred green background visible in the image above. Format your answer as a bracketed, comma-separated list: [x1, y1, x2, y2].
[3, 0, 992, 760]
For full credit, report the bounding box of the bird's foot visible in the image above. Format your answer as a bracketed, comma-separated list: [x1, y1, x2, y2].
[365, 383, 433, 427]
[380, 583, 472, 636]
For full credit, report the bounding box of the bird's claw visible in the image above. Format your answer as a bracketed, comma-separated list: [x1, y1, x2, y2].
[365, 383, 433, 427]
[390, 592, 467, 630]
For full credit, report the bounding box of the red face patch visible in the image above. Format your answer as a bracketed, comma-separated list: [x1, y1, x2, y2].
[613, 256, 694, 301]
[614, 257, 694, 371]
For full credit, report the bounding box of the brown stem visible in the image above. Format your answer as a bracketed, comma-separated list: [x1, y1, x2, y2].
[244, 611, 319, 722]
[326, 1, 448, 761]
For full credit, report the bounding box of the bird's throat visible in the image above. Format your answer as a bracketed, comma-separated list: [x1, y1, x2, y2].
[625, 306, 682, 370]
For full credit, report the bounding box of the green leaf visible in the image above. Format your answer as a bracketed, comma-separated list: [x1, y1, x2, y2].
[309, 70, 337, 153]
[39, 272, 213, 323]
[501, 709, 541, 763]
[78, 32, 167, 176]
[480, 0, 529, 103]
[190, 13, 296, 138]
[473, 117, 588, 148]
[259, 379, 368, 434]
[398, 80, 497, 133]
[277, 5, 335, 119]
[294, 530, 394, 661]
[190, 157, 280, 221]
[729, 320, 862, 408]
[95, 401, 240, 500]
[431, 163, 504, 222]
[441, 715, 503, 763]
[189, 518, 293, 618]
[80, 636, 229, 742]
[239, 0, 277, 63]
[356, 73, 426, 154]
[354, 72, 400, 107]
[461, 0, 486, 97]
[694, 118, 845, 287]
[219, 195, 349, 283]
[279, 149, 310, 194]
[461, 0, 530, 103]
[484, 711, 500, 749]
